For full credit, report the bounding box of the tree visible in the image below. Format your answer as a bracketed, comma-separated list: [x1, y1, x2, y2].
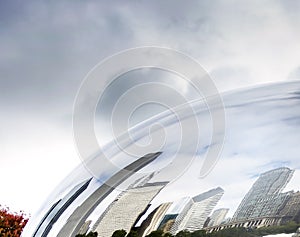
[86, 232, 98, 237]
[191, 230, 206, 237]
[176, 230, 191, 237]
[146, 230, 164, 237]
[127, 230, 139, 237]
[112, 229, 127, 237]
[0, 205, 29, 237]
[211, 227, 251, 237]
[163, 233, 174, 237]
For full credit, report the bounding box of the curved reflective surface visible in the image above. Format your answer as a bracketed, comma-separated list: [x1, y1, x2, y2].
[22, 80, 300, 237]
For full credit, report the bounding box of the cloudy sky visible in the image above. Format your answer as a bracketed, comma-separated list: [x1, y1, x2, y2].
[1, 0, 300, 217]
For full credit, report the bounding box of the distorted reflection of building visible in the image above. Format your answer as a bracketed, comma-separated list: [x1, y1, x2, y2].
[33, 178, 92, 237]
[93, 182, 168, 237]
[207, 208, 229, 227]
[157, 214, 178, 233]
[207, 167, 299, 232]
[169, 187, 224, 234]
[154, 197, 192, 234]
[136, 202, 172, 237]
[232, 167, 294, 222]
[57, 152, 162, 237]
[279, 191, 300, 224]
[78, 220, 92, 235]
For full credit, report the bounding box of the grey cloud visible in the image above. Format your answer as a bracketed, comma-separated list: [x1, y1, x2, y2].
[288, 67, 300, 80]
[0, 1, 136, 115]
[2, 0, 300, 117]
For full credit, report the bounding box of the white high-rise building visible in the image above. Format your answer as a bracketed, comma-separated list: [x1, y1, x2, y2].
[170, 187, 224, 234]
[208, 208, 229, 227]
[142, 202, 172, 237]
[94, 182, 167, 237]
[232, 167, 294, 222]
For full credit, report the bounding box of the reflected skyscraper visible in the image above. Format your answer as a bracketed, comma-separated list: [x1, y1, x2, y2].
[232, 167, 294, 222]
[33, 178, 92, 237]
[57, 152, 162, 237]
[93, 182, 168, 237]
[279, 191, 300, 224]
[137, 202, 172, 237]
[208, 208, 229, 227]
[170, 187, 224, 234]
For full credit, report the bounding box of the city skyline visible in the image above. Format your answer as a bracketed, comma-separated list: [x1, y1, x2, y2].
[32, 164, 300, 236]
[139, 166, 300, 234]
[20, 78, 300, 237]
[78, 166, 300, 236]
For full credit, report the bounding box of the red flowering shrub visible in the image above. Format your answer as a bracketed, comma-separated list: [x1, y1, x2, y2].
[0, 205, 29, 237]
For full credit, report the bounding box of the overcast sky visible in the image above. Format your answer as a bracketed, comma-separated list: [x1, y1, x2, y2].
[1, 0, 300, 216]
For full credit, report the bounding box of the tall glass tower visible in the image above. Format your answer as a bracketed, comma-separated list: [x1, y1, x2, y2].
[232, 167, 294, 222]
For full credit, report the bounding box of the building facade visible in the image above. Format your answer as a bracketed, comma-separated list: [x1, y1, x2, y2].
[169, 198, 194, 234]
[208, 208, 229, 227]
[170, 187, 224, 234]
[94, 182, 167, 237]
[139, 202, 172, 237]
[78, 220, 92, 235]
[279, 191, 300, 224]
[57, 152, 162, 237]
[232, 167, 294, 222]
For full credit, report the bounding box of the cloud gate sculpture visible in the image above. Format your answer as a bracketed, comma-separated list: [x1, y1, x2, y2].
[22, 48, 300, 237]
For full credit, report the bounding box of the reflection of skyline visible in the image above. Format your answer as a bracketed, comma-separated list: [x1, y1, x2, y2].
[23, 161, 300, 237]
[22, 81, 300, 236]
[207, 167, 300, 232]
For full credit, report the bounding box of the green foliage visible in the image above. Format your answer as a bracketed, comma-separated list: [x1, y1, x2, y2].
[208, 222, 300, 237]
[252, 221, 299, 236]
[191, 230, 207, 237]
[127, 230, 139, 237]
[112, 229, 127, 237]
[146, 230, 164, 237]
[163, 233, 174, 237]
[114, 222, 300, 237]
[210, 227, 253, 237]
[145, 230, 174, 237]
[175, 230, 191, 237]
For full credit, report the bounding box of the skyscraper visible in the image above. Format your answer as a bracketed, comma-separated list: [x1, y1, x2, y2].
[170, 187, 224, 234]
[94, 182, 168, 237]
[138, 202, 172, 237]
[208, 208, 229, 227]
[232, 167, 294, 222]
[279, 191, 300, 224]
